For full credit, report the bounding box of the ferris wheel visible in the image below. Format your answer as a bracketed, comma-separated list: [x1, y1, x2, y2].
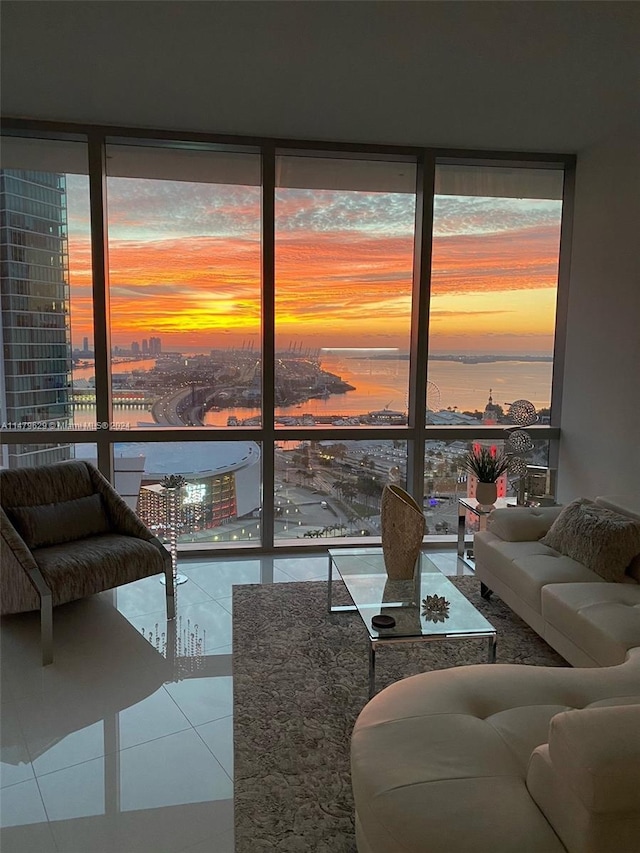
[426, 380, 442, 414]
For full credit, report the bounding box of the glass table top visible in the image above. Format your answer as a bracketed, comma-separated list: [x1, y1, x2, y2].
[459, 496, 517, 516]
[329, 548, 495, 640]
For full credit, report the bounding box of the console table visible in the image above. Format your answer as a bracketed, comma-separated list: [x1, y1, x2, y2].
[457, 496, 516, 564]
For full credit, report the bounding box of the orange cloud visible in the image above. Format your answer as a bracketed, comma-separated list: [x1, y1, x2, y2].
[68, 221, 560, 352]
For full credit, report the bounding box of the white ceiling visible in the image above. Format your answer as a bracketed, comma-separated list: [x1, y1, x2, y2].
[2, 1, 639, 153]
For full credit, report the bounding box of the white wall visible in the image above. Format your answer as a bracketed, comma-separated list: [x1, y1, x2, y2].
[2, 2, 639, 153]
[4, 3, 639, 500]
[557, 123, 640, 501]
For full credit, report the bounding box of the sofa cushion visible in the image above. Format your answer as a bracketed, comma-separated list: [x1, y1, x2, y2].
[8, 494, 111, 550]
[488, 506, 562, 542]
[352, 672, 569, 853]
[0, 460, 94, 508]
[33, 533, 167, 606]
[540, 498, 640, 583]
[527, 704, 640, 853]
[527, 742, 640, 853]
[352, 656, 640, 853]
[542, 583, 640, 667]
[502, 552, 606, 615]
[548, 704, 640, 814]
[476, 534, 562, 565]
[355, 774, 567, 853]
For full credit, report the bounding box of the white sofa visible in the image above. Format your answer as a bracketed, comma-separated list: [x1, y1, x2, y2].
[351, 495, 640, 852]
[474, 495, 640, 666]
[351, 652, 640, 853]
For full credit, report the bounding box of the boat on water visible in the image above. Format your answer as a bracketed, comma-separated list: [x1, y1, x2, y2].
[365, 408, 407, 424]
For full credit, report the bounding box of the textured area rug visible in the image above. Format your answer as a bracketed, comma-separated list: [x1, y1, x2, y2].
[233, 577, 566, 853]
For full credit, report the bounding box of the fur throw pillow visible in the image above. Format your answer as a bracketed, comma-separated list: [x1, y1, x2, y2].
[540, 498, 640, 582]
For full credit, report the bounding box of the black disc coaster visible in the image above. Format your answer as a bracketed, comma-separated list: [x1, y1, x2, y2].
[371, 614, 396, 629]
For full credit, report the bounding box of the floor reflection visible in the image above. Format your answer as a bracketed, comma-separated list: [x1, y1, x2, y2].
[0, 551, 467, 852]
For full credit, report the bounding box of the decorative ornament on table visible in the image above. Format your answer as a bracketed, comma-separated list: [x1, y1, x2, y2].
[421, 594, 450, 623]
[475, 480, 498, 509]
[159, 474, 189, 586]
[462, 444, 510, 509]
[380, 484, 426, 584]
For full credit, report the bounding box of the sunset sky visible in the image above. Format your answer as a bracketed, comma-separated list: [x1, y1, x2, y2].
[65, 175, 562, 355]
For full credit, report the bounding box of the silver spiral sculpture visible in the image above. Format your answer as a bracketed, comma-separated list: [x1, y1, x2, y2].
[508, 399, 538, 428]
[507, 455, 529, 477]
[507, 429, 534, 454]
[505, 400, 538, 501]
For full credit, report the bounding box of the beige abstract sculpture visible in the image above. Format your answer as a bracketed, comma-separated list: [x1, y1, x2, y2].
[381, 485, 426, 580]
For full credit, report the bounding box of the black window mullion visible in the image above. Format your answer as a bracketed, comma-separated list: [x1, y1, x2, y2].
[261, 145, 276, 549]
[87, 132, 112, 479]
[407, 150, 436, 502]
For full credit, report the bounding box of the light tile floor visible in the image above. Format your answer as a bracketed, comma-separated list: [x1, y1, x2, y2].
[0, 551, 470, 853]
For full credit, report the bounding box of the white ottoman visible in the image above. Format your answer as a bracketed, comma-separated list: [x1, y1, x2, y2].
[351, 652, 640, 853]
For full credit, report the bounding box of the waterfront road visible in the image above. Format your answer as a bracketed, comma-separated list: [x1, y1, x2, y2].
[151, 388, 195, 426]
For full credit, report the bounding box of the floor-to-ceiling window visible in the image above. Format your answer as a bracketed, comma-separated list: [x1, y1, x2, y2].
[422, 163, 564, 525]
[104, 142, 262, 430]
[0, 135, 93, 467]
[427, 164, 563, 419]
[1, 122, 570, 550]
[273, 153, 417, 539]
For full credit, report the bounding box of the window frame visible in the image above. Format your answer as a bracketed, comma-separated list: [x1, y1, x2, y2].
[0, 118, 572, 553]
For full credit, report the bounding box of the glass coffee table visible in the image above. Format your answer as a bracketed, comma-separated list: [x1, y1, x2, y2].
[328, 548, 496, 697]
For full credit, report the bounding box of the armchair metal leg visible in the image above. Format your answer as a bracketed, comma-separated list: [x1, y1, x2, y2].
[164, 566, 176, 619]
[41, 591, 53, 666]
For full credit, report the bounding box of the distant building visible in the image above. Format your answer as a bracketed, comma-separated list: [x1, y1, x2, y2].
[131, 341, 140, 355]
[115, 440, 261, 535]
[366, 408, 406, 424]
[428, 409, 479, 426]
[149, 336, 162, 355]
[0, 169, 73, 467]
[463, 390, 509, 500]
[482, 389, 500, 425]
